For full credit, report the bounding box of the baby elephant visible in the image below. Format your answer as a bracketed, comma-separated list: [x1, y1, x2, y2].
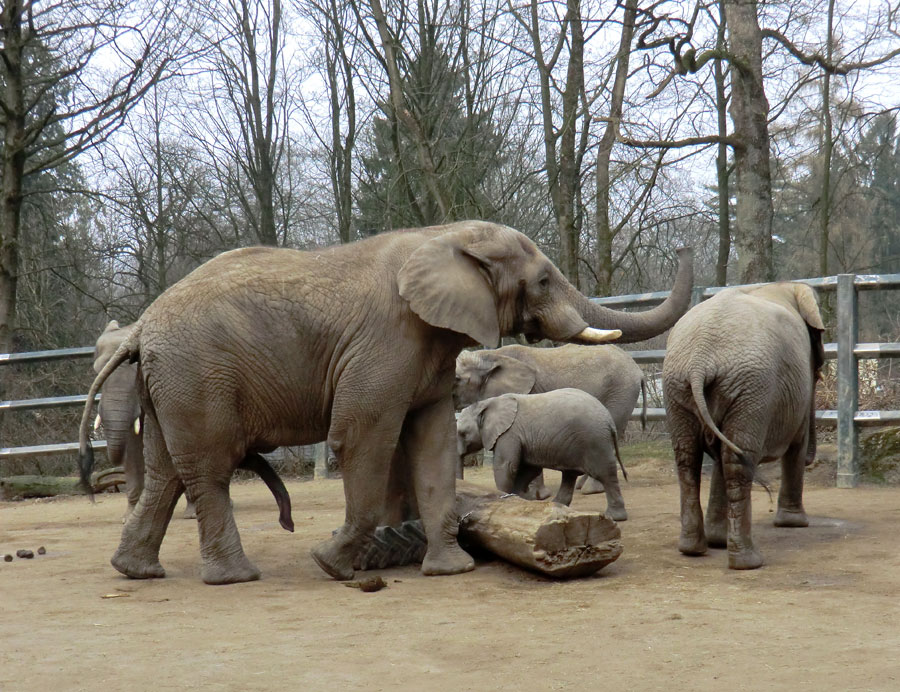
[456, 388, 628, 521]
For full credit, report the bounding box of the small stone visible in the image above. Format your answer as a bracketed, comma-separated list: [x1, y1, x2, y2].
[3, 554, 12, 562]
[16, 549, 34, 559]
[344, 576, 388, 593]
[37, 546, 46, 555]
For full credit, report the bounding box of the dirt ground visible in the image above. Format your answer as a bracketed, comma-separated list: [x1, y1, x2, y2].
[2, 454, 900, 692]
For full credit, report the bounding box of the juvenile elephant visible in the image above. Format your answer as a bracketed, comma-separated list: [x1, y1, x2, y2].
[79, 221, 692, 584]
[662, 282, 825, 570]
[93, 320, 293, 529]
[454, 343, 646, 495]
[456, 389, 629, 520]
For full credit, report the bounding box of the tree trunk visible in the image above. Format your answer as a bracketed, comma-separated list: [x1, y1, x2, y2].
[714, 2, 731, 286]
[0, 0, 25, 357]
[724, 0, 774, 284]
[455, 482, 623, 578]
[819, 0, 836, 278]
[595, 0, 637, 296]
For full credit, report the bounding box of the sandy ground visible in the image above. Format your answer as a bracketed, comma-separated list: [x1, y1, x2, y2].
[2, 458, 900, 692]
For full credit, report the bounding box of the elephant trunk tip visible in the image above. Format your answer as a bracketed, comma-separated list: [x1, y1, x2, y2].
[79, 444, 95, 502]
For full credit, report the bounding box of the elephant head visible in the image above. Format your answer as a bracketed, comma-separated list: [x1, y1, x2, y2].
[454, 351, 536, 409]
[456, 396, 520, 492]
[398, 223, 694, 349]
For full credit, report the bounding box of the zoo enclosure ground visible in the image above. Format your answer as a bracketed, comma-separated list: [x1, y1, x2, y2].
[2, 453, 900, 692]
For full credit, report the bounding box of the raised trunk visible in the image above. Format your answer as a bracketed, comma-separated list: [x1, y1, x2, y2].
[568, 247, 693, 343]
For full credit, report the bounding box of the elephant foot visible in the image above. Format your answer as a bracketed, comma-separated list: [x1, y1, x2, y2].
[421, 543, 475, 576]
[605, 507, 628, 522]
[773, 508, 808, 528]
[521, 482, 551, 501]
[704, 522, 727, 549]
[678, 531, 708, 556]
[728, 547, 763, 570]
[580, 477, 605, 495]
[182, 501, 197, 520]
[311, 537, 356, 581]
[201, 554, 261, 585]
[111, 547, 166, 580]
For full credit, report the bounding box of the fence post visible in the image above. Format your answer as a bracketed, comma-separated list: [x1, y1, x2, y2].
[314, 442, 330, 479]
[836, 273, 859, 488]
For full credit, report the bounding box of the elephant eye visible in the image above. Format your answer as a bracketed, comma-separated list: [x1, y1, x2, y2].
[538, 276, 549, 289]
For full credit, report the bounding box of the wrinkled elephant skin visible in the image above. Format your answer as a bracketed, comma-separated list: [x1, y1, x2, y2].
[79, 221, 693, 584]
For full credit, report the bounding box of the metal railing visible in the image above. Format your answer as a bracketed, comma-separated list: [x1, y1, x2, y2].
[2, 272, 898, 488]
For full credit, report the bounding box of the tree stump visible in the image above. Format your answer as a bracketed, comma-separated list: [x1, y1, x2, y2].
[455, 481, 622, 578]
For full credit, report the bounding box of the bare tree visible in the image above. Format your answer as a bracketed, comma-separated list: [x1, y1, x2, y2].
[0, 0, 191, 354]
[186, 0, 295, 246]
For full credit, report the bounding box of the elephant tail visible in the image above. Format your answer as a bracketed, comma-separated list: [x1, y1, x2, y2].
[639, 378, 648, 432]
[611, 428, 628, 482]
[78, 325, 142, 499]
[688, 369, 746, 459]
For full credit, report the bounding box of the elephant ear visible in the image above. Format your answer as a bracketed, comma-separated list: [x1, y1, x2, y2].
[792, 283, 826, 376]
[481, 395, 518, 452]
[483, 354, 537, 397]
[398, 227, 506, 347]
[93, 320, 123, 373]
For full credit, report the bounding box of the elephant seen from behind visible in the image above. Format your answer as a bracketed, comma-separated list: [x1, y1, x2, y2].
[456, 389, 629, 520]
[662, 282, 825, 570]
[79, 222, 693, 584]
[92, 320, 293, 529]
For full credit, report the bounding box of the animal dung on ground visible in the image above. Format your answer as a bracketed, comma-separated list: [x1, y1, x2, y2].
[3, 554, 12, 562]
[15, 549, 34, 559]
[37, 546, 46, 555]
[344, 576, 388, 592]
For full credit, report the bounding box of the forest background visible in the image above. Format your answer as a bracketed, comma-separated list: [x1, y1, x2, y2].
[1, 0, 899, 473]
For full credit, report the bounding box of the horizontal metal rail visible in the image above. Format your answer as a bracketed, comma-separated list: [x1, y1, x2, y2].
[0, 346, 94, 365]
[0, 394, 99, 412]
[631, 408, 900, 427]
[0, 440, 106, 461]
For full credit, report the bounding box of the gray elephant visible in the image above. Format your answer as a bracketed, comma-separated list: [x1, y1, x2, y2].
[93, 320, 293, 529]
[662, 282, 825, 570]
[454, 343, 646, 495]
[456, 389, 628, 520]
[79, 222, 692, 584]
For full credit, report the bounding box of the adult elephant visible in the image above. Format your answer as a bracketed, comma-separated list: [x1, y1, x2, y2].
[662, 282, 825, 570]
[454, 344, 646, 495]
[79, 221, 693, 585]
[93, 320, 292, 528]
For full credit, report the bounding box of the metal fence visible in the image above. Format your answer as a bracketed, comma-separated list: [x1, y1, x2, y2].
[2, 273, 899, 487]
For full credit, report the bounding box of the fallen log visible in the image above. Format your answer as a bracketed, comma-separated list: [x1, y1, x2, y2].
[0, 467, 126, 500]
[352, 481, 622, 579]
[455, 481, 622, 578]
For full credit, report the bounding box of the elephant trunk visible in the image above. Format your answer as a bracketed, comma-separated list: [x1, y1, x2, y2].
[569, 247, 694, 344]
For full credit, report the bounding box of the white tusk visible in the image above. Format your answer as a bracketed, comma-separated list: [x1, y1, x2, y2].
[576, 327, 622, 343]
[133, 418, 141, 435]
[93, 414, 101, 431]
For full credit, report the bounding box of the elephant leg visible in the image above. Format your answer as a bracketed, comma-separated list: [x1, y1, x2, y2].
[311, 402, 408, 581]
[405, 398, 475, 577]
[704, 456, 727, 548]
[553, 470, 579, 506]
[122, 432, 144, 519]
[176, 455, 260, 585]
[722, 446, 762, 570]
[182, 498, 197, 520]
[578, 475, 605, 495]
[670, 405, 706, 556]
[111, 413, 182, 579]
[594, 466, 627, 522]
[513, 463, 543, 498]
[774, 435, 809, 528]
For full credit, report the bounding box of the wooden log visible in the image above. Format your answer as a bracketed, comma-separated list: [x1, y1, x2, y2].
[0, 467, 126, 500]
[0, 475, 86, 500]
[455, 481, 622, 578]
